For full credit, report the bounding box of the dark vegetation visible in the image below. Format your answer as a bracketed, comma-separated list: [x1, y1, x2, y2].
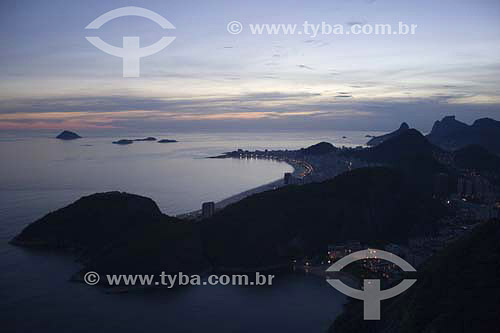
[202, 167, 447, 269]
[11, 167, 447, 280]
[346, 129, 446, 191]
[454, 144, 500, 173]
[11, 192, 207, 277]
[331, 220, 500, 333]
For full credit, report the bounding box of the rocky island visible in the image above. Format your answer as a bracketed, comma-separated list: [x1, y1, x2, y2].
[112, 137, 178, 144]
[134, 137, 157, 142]
[112, 139, 134, 145]
[56, 130, 81, 140]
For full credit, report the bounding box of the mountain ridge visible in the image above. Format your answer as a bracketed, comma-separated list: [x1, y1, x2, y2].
[427, 115, 500, 154]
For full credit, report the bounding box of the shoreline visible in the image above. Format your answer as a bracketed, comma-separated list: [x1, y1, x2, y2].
[177, 159, 299, 219]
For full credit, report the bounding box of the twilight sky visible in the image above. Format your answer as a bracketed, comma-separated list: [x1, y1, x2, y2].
[1, 0, 499, 132]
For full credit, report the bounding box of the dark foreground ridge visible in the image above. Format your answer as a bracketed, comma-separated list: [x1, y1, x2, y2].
[202, 167, 447, 269]
[11, 167, 447, 281]
[331, 219, 500, 333]
[56, 130, 81, 140]
[345, 128, 446, 191]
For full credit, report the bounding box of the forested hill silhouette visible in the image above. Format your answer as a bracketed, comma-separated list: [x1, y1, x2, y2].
[345, 129, 446, 190]
[202, 167, 447, 269]
[300, 141, 337, 155]
[11, 192, 208, 278]
[11, 168, 447, 278]
[453, 145, 500, 186]
[454, 145, 500, 172]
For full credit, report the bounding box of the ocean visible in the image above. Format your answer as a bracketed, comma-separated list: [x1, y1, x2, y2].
[0, 130, 379, 332]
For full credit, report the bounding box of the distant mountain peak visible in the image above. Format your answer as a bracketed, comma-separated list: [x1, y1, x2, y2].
[428, 116, 468, 139]
[472, 117, 498, 127]
[427, 116, 500, 153]
[366, 122, 411, 146]
[381, 128, 430, 147]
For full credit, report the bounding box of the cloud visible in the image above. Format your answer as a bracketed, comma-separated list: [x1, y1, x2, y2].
[336, 92, 353, 98]
[240, 92, 321, 101]
[297, 64, 314, 70]
[0, 92, 323, 117]
[2, 92, 499, 132]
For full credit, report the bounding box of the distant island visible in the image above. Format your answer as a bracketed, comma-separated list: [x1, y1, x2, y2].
[112, 139, 134, 145]
[56, 130, 81, 140]
[112, 137, 178, 145]
[134, 137, 157, 142]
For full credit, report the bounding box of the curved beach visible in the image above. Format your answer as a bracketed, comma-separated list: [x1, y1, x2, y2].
[177, 158, 307, 219]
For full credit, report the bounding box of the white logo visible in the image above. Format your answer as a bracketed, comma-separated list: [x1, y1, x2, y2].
[326, 249, 417, 320]
[85, 7, 176, 77]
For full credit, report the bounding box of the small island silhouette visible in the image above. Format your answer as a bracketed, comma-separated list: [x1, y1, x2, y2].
[112, 137, 178, 145]
[56, 130, 81, 140]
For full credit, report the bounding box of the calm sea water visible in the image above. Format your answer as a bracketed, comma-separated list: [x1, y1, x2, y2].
[0, 130, 377, 333]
